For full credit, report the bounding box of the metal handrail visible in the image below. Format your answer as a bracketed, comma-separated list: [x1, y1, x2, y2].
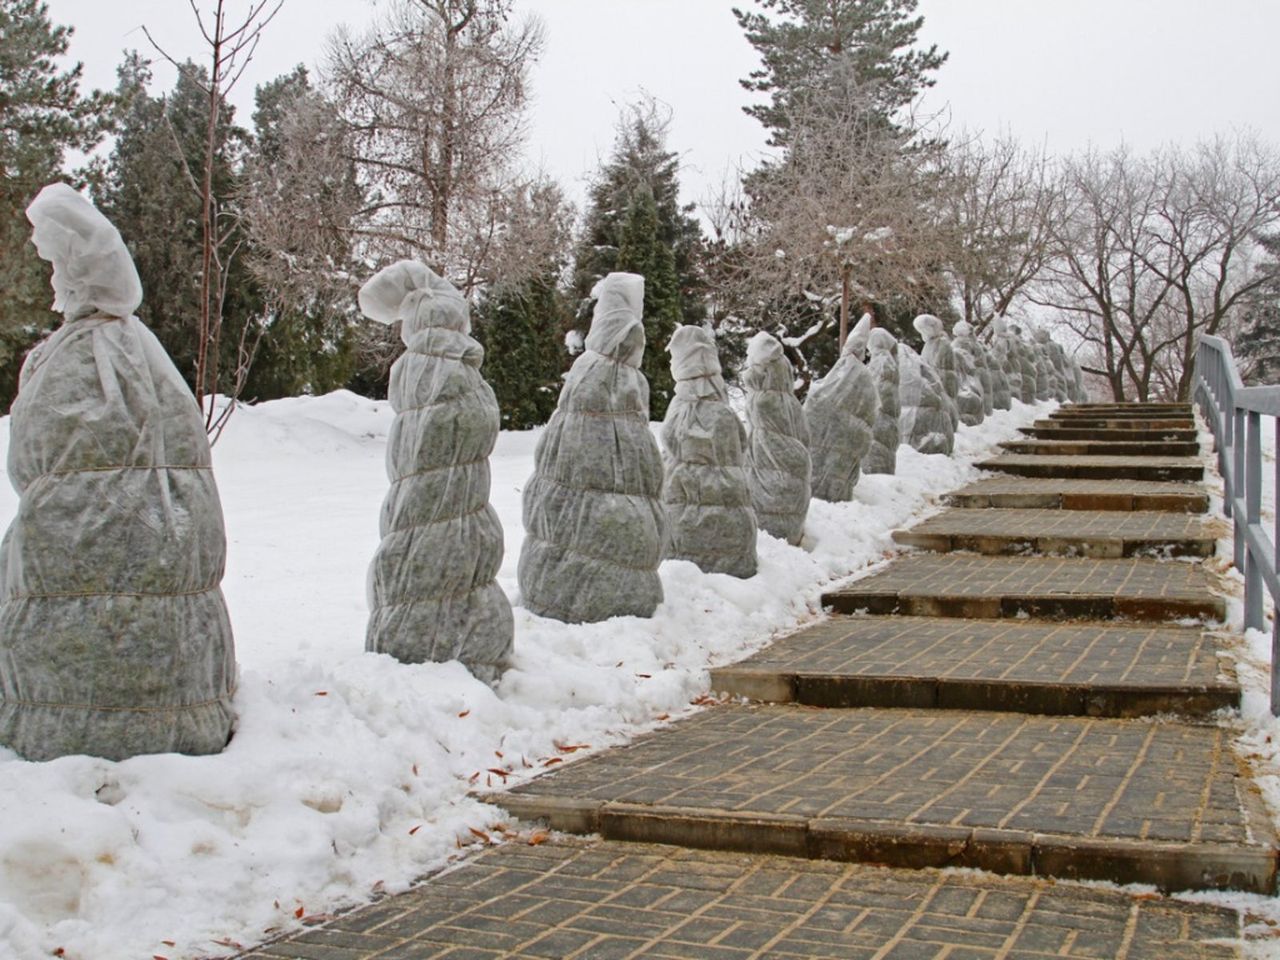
[1193, 335, 1280, 713]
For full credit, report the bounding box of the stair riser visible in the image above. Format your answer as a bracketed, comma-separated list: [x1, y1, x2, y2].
[822, 592, 1225, 622]
[893, 531, 1214, 559]
[1022, 428, 1199, 442]
[708, 669, 1239, 720]
[980, 462, 1205, 482]
[493, 797, 1275, 895]
[945, 492, 1209, 513]
[1001, 442, 1201, 457]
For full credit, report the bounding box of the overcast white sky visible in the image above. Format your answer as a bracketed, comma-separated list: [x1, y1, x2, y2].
[44, 0, 1280, 213]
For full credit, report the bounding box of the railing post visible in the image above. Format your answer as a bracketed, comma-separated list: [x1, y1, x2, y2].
[1274, 417, 1280, 716]
[1246, 411, 1265, 633]
[1234, 406, 1247, 572]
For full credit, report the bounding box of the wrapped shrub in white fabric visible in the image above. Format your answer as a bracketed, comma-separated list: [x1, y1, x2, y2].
[914, 314, 959, 429]
[660, 326, 756, 578]
[361, 261, 512, 681]
[1031, 328, 1063, 400]
[518, 273, 665, 622]
[804, 315, 879, 502]
[1070, 353, 1088, 402]
[1009, 323, 1039, 403]
[742, 331, 810, 545]
[0, 183, 235, 761]
[898, 342, 955, 455]
[989, 316, 1022, 405]
[1043, 333, 1075, 402]
[864, 328, 900, 475]
[977, 329, 1011, 411]
[949, 321, 987, 427]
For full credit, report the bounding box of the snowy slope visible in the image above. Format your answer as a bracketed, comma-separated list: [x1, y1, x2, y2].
[0, 390, 1052, 960]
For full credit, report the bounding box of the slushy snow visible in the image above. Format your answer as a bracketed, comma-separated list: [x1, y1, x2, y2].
[0, 391, 1054, 959]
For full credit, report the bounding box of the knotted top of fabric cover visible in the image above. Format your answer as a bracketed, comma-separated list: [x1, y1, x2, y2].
[991, 315, 1008, 337]
[26, 182, 143, 321]
[1033, 328, 1050, 342]
[868, 328, 896, 354]
[844, 313, 873, 357]
[584, 272, 645, 366]
[358, 260, 469, 340]
[669, 324, 726, 400]
[746, 330, 783, 367]
[954, 321, 973, 338]
[913, 314, 945, 341]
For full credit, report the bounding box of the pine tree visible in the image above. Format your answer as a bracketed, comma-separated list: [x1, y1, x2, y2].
[0, 0, 110, 407]
[1236, 232, 1280, 384]
[616, 184, 683, 418]
[570, 100, 705, 392]
[473, 276, 566, 429]
[733, 0, 947, 145]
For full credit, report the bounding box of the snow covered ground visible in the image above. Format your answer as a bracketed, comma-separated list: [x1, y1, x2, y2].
[0, 392, 1060, 959]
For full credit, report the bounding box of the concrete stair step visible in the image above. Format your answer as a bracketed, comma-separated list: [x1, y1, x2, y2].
[1000, 438, 1202, 457]
[486, 705, 1276, 894]
[945, 477, 1209, 513]
[1037, 416, 1195, 430]
[979, 454, 1205, 482]
[821, 553, 1225, 622]
[241, 837, 1245, 960]
[709, 616, 1238, 719]
[1022, 425, 1199, 442]
[892, 508, 1215, 558]
[1059, 404, 1187, 414]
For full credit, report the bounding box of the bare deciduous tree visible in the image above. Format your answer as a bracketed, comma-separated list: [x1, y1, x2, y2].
[1034, 135, 1280, 401]
[942, 133, 1060, 332]
[324, 0, 544, 293]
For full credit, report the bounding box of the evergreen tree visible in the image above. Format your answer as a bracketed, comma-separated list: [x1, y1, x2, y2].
[616, 184, 683, 418]
[473, 276, 566, 429]
[0, 0, 110, 407]
[1237, 232, 1280, 384]
[570, 101, 705, 403]
[733, 0, 947, 145]
[239, 66, 361, 399]
[96, 57, 259, 393]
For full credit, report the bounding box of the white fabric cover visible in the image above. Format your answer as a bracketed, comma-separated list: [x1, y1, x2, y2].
[989, 316, 1023, 405]
[864, 327, 900, 475]
[742, 332, 810, 545]
[362, 262, 512, 681]
[660, 326, 756, 578]
[1008, 324, 1039, 403]
[914, 315, 959, 429]
[949, 321, 986, 427]
[898, 342, 954, 455]
[1030, 328, 1058, 400]
[0, 186, 235, 761]
[1036, 330, 1072, 402]
[804, 315, 879, 502]
[518, 273, 665, 622]
[1069, 353, 1088, 402]
[26, 183, 143, 322]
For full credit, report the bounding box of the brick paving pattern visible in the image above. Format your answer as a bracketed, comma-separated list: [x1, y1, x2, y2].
[715, 616, 1230, 690]
[894, 507, 1215, 557]
[1033, 418, 1195, 431]
[1022, 426, 1200, 441]
[1000, 439, 1202, 457]
[498, 705, 1266, 847]
[823, 553, 1226, 620]
[239, 839, 1242, 959]
[976, 454, 1205, 481]
[945, 477, 1210, 512]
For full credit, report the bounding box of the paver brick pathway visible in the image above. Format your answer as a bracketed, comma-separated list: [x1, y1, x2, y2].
[822, 554, 1226, 621]
[239, 839, 1242, 960]
[893, 507, 1215, 557]
[1000, 438, 1202, 457]
[1032, 418, 1195, 431]
[945, 477, 1210, 512]
[1022, 426, 1200, 442]
[976, 454, 1205, 482]
[491, 705, 1276, 892]
[709, 616, 1237, 717]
